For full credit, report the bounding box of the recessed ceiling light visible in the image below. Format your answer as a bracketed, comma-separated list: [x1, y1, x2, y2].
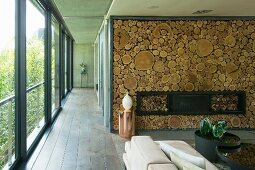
[192, 10, 213, 14]
[147, 5, 159, 9]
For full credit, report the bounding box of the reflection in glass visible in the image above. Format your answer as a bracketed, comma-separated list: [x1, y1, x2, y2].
[0, 0, 16, 168]
[51, 16, 60, 116]
[26, 0, 45, 149]
[64, 35, 68, 94]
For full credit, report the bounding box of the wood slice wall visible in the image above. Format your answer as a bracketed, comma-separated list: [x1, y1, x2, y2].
[112, 18, 255, 130]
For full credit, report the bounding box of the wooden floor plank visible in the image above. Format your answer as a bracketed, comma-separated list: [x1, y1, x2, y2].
[30, 88, 122, 170]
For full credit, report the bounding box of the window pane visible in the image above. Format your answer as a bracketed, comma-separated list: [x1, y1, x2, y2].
[69, 40, 73, 89]
[0, 0, 16, 168]
[64, 36, 68, 94]
[51, 17, 60, 115]
[26, 0, 45, 149]
[69, 41, 72, 89]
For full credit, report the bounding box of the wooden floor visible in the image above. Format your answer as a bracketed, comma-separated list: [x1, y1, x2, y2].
[27, 88, 122, 170]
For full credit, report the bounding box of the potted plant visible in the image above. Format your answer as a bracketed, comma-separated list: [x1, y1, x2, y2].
[200, 118, 227, 139]
[80, 62, 87, 74]
[195, 118, 240, 162]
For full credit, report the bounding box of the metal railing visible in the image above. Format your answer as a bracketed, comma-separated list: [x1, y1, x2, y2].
[0, 81, 44, 168]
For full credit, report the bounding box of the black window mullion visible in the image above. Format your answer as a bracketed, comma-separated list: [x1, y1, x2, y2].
[45, 9, 52, 124]
[71, 40, 73, 90]
[55, 19, 61, 111]
[62, 32, 66, 98]
[66, 37, 70, 92]
[60, 31, 65, 101]
[15, 0, 27, 161]
[58, 26, 62, 107]
[11, 1, 74, 169]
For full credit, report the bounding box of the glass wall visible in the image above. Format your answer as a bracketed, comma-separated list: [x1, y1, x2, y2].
[0, 0, 73, 168]
[64, 35, 68, 94]
[70, 41, 73, 89]
[69, 40, 73, 90]
[51, 17, 60, 116]
[26, 0, 46, 149]
[0, 0, 16, 168]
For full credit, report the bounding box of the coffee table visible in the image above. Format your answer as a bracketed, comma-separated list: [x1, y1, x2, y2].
[217, 143, 255, 170]
[194, 130, 241, 162]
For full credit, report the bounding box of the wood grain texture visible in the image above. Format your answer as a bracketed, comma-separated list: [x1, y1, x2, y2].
[112, 19, 255, 130]
[134, 51, 154, 70]
[32, 89, 123, 170]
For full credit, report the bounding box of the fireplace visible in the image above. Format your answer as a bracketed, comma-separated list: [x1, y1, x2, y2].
[136, 91, 246, 115]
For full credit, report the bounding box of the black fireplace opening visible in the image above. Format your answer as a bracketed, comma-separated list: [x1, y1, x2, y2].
[136, 91, 246, 115]
[170, 94, 209, 113]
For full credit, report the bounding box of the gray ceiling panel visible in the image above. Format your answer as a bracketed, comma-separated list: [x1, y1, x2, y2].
[54, 0, 112, 44]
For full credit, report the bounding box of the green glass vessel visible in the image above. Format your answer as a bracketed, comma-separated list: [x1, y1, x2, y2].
[200, 118, 212, 135]
[212, 120, 227, 138]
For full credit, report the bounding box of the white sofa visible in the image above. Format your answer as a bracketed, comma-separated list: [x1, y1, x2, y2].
[123, 136, 219, 170]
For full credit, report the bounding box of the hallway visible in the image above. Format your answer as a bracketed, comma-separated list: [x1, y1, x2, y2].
[28, 88, 122, 170]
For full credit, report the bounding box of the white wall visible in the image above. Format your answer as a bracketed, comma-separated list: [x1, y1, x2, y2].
[94, 42, 99, 93]
[73, 43, 94, 88]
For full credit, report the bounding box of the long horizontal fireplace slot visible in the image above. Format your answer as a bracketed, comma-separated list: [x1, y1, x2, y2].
[136, 91, 245, 115]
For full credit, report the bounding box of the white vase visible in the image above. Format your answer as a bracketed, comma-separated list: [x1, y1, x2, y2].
[122, 93, 133, 110]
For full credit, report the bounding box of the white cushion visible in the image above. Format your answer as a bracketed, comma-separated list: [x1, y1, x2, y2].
[131, 136, 171, 164]
[160, 141, 219, 170]
[148, 163, 178, 170]
[125, 141, 131, 161]
[125, 141, 131, 153]
[130, 136, 171, 170]
[159, 141, 206, 169]
[123, 153, 131, 170]
[171, 152, 205, 170]
[161, 141, 200, 156]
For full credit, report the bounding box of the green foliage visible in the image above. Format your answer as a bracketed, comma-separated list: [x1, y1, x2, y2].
[26, 36, 45, 87]
[0, 102, 15, 167]
[0, 49, 15, 100]
[200, 118, 228, 139]
[200, 118, 212, 135]
[212, 120, 227, 138]
[0, 36, 45, 168]
[80, 62, 87, 74]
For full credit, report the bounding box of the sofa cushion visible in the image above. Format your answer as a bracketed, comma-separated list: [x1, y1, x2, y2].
[125, 141, 131, 161]
[148, 163, 178, 170]
[160, 141, 199, 156]
[131, 136, 171, 164]
[171, 152, 205, 170]
[159, 140, 219, 170]
[130, 136, 171, 170]
[125, 141, 131, 153]
[183, 165, 204, 170]
[159, 141, 205, 169]
[123, 153, 131, 170]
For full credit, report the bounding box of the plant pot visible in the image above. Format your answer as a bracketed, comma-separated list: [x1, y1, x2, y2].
[195, 130, 241, 162]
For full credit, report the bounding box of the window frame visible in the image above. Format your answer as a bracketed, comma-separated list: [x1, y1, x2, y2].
[10, 0, 74, 169]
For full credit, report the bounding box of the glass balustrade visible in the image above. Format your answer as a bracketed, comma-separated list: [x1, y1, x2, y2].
[26, 0, 46, 149]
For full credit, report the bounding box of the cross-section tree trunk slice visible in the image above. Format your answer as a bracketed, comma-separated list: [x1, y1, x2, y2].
[114, 28, 130, 49]
[153, 23, 173, 38]
[225, 35, 236, 47]
[185, 82, 194, 91]
[153, 61, 165, 72]
[196, 39, 213, 57]
[124, 77, 137, 90]
[171, 73, 181, 84]
[122, 54, 132, 64]
[135, 51, 154, 70]
[231, 117, 241, 127]
[168, 116, 181, 128]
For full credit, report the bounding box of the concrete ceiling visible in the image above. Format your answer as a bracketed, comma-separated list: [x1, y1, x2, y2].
[54, 0, 255, 44]
[107, 0, 255, 17]
[53, 0, 112, 44]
